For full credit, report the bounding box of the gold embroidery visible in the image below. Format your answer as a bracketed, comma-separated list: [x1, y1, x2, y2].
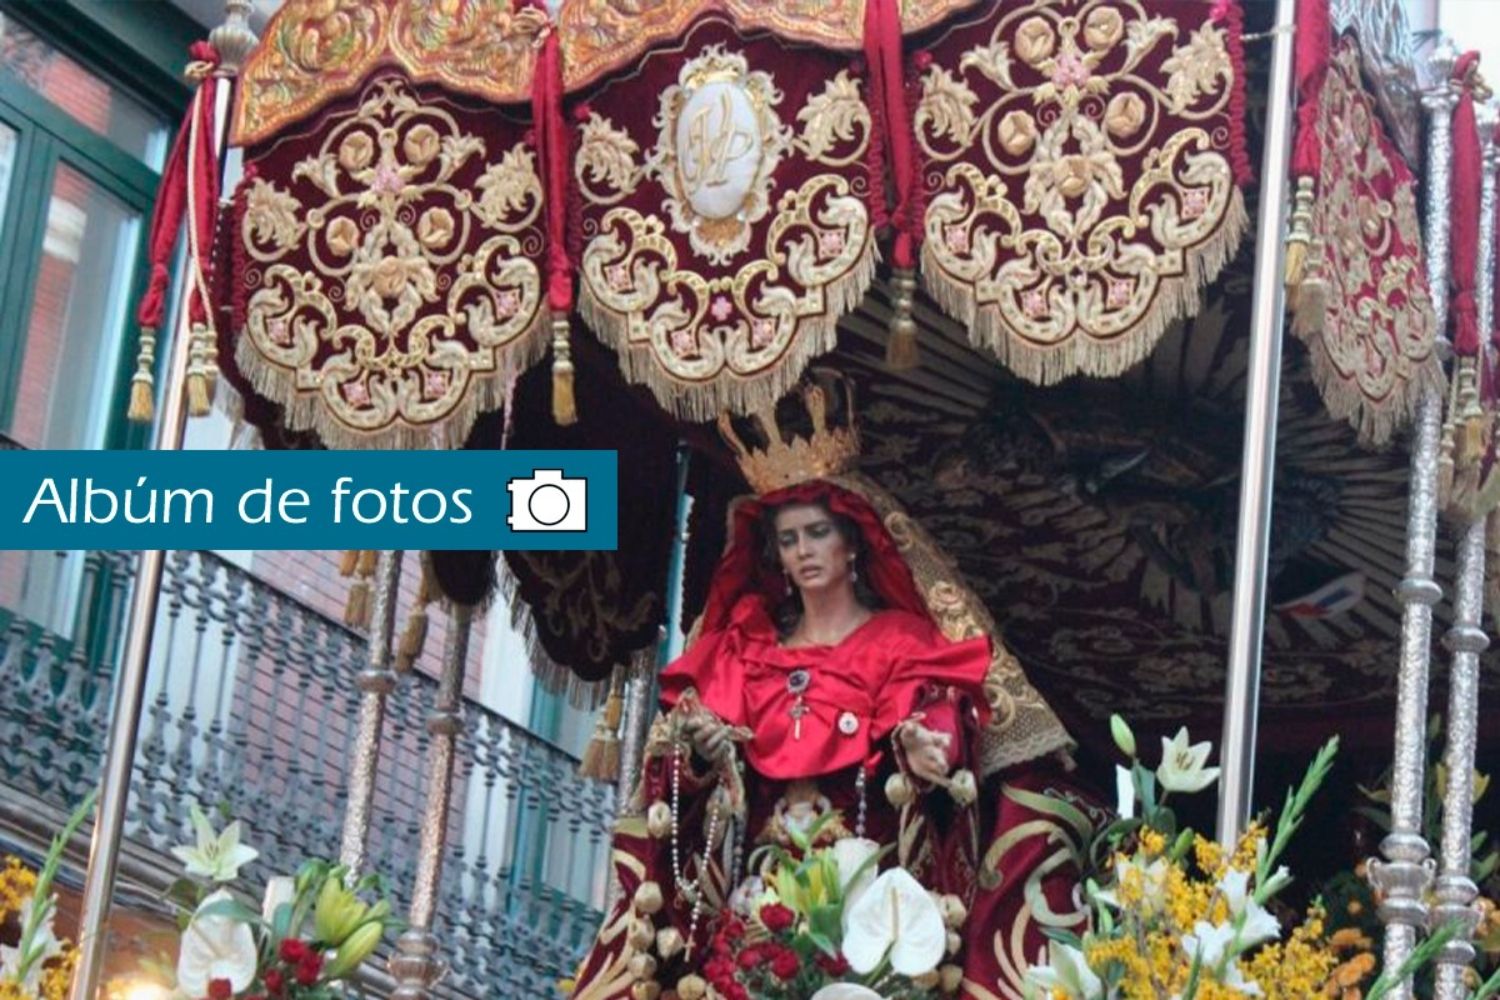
[915, 0, 1248, 386]
[560, 0, 864, 92]
[576, 47, 876, 420]
[233, 0, 545, 147]
[1289, 36, 1441, 445]
[239, 78, 544, 449]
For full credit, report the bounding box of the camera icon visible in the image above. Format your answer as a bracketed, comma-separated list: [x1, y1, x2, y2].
[506, 469, 588, 532]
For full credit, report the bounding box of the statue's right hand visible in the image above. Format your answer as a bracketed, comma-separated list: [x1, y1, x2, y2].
[682, 711, 732, 766]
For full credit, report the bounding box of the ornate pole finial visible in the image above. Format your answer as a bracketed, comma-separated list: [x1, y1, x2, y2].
[209, 0, 258, 77]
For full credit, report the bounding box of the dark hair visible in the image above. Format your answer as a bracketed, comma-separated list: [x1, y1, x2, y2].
[760, 498, 883, 637]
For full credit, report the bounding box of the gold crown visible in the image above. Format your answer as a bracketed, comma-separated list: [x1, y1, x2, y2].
[717, 374, 861, 494]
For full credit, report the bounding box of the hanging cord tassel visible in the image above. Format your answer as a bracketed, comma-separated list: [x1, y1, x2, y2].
[885, 267, 920, 370]
[1439, 363, 1463, 506]
[1284, 175, 1316, 300]
[395, 555, 435, 673]
[128, 325, 158, 422]
[186, 324, 212, 417]
[578, 668, 625, 781]
[551, 311, 577, 426]
[343, 550, 378, 629]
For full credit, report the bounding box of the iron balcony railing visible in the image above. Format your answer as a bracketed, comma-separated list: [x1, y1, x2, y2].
[0, 544, 613, 998]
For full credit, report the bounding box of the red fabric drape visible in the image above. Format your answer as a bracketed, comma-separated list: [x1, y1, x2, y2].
[863, 0, 917, 267]
[1289, 0, 1331, 179]
[528, 2, 572, 313]
[1450, 51, 1483, 358]
[136, 42, 220, 331]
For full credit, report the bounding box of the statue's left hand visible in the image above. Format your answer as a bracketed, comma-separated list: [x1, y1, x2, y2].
[898, 717, 954, 784]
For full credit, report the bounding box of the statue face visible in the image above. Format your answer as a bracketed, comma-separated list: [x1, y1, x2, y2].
[772, 503, 855, 595]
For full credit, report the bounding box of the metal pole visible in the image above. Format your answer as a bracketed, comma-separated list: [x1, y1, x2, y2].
[1432, 98, 1498, 1000]
[67, 8, 255, 998]
[390, 602, 473, 999]
[1216, 0, 1297, 847]
[338, 550, 404, 874]
[1369, 41, 1459, 1000]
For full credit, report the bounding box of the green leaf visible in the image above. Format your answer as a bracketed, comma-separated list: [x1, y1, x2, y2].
[194, 897, 263, 926]
[1364, 920, 1459, 1000]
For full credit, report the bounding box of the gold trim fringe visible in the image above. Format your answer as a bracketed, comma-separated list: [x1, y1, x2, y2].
[577, 236, 877, 421]
[230, 310, 547, 451]
[921, 189, 1249, 387]
[128, 327, 157, 424]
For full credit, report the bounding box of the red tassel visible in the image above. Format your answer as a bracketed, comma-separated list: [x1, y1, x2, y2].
[1450, 53, 1483, 358]
[530, 3, 573, 317]
[1288, 0, 1331, 181]
[865, 0, 919, 268]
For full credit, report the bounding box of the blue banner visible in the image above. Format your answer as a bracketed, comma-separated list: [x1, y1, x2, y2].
[0, 450, 617, 551]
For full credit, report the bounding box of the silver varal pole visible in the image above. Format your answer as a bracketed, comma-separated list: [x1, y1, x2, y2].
[1432, 98, 1498, 1000]
[67, 7, 256, 999]
[338, 550, 404, 875]
[1216, 0, 1296, 847]
[390, 602, 473, 999]
[1369, 41, 1459, 1000]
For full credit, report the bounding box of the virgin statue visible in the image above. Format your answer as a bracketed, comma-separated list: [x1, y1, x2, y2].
[570, 373, 1099, 1000]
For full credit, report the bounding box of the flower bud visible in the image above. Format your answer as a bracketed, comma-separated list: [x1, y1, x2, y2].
[627, 953, 657, 981]
[676, 975, 707, 1000]
[947, 769, 977, 806]
[654, 927, 683, 959]
[634, 881, 664, 915]
[940, 964, 964, 993]
[646, 801, 672, 839]
[1110, 714, 1137, 758]
[885, 772, 915, 807]
[323, 920, 383, 981]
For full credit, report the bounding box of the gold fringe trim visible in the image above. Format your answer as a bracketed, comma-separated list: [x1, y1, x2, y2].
[230, 311, 547, 450]
[922, 189, 1249, 387]
[1289, 298, 1445, 448]
[577, 238, 877, 421]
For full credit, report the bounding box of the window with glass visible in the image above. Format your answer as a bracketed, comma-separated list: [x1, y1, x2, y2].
[0, 7, 172, 640]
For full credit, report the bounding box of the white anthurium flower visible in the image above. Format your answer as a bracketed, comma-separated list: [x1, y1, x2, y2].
[170, 805, 259, 882]
[177, 890, 258, 998]
[1114, 765, 1136, 820]
[810, 986, 885, 1000]
[1024, 941, 1106, 1000]
[832, 837, 880, 911]
[841, 868, 946, 977]
[1156, 727, 1221, 794]
[1217, 869, 1280, 947]
[0, 898, 63, 993]
[261, 875, 297, 925]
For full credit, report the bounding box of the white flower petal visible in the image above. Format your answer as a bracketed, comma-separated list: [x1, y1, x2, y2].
[1115, 766, 1136, 820]
[841, 868, 946, 977]
[261, 876, 297, 925]
[809, 986, 884, 1000]
[177, 890, 257, 996]
[832, 837, 880, 913]
[1239, 903, 1280, 948]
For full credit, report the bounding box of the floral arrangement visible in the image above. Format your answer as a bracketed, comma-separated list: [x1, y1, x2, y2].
[689, 817, 962, 1000]
[0, 792, 96, 1000]
[152, 805, 401, 1000]
[1022, 719, 1462, 1000]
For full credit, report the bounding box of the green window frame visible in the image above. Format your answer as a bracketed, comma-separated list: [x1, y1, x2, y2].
[0, 0, 199, 451]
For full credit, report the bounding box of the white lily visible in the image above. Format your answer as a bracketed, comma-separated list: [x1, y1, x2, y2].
[261, 875, 297, 925]
[832, 837, 880, 912]
[1217, 869, 1280, 947]
[810, 986, 885, 1000]
[1093, 855, 1169, 915]
[841, 868, 946, 977]
[176, 890, 257, 998]
[1156, 727, 1220, 794]
[1114, 765, 1136, 820]
[170, 806, 258, 883]
[0, 898, 63, 993]
[1182, 919, 1263, 996]
[1024, 941, 1106, 1000]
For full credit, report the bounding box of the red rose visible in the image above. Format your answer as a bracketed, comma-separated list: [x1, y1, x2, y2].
[758, 903, 795, 933]
[296, 952, 323, 987]
[262, 969, 284, 996]
[736, 946, 762, 970]
[816, 951, 850, 976]
[207, 979, 233, 1000]
[726, 984, 750, 1000]
[771, 948, 801, 980]
[278, 939, 308, 964]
